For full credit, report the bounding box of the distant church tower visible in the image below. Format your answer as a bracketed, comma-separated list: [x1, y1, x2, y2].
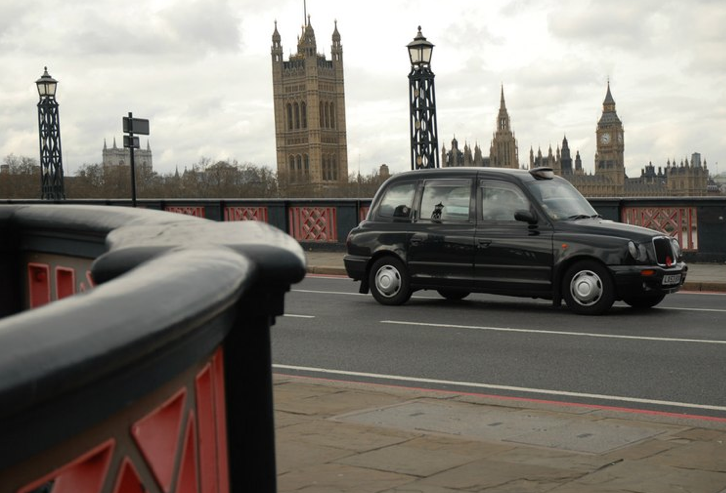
[595, 81, 625, 191]
[102, 138, 152, 170]
[489, 86, 519, 168]
[271, 17, 349, 187]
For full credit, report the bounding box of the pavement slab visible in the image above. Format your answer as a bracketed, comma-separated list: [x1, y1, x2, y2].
[277, 462, 416, 493]
[556, 460, 726, 493]
[273, 375, 726, 493]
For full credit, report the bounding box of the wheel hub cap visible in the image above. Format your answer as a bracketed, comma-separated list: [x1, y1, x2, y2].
[375, 265, 401, 297]
[570, 270, 602, 306]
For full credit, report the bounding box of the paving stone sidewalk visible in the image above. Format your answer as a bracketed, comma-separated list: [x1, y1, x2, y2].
[273, 375, 726, 493]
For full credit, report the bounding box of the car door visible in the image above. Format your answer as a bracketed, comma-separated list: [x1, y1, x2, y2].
[474, 178, 554, 296]
[406, 178, 476, 289]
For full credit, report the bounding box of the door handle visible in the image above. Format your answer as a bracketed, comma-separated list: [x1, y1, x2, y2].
[477, 239, 492, 248]
[410, 237, 423, 246]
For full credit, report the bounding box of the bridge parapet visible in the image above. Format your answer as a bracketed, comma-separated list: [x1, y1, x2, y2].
[5, 195, 726, 260]
[0, 204, 305, 492]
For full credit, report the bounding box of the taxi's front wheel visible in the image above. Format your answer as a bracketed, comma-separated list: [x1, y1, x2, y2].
[562, 260, 615, 315]
[369, 257, 412, 306]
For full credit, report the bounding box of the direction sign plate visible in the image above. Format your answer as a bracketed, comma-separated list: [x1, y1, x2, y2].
[122, 117, 150, 135]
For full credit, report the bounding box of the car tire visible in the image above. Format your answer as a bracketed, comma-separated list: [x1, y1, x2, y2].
[437, 289, 470, 301]
[369, 256, 412, 306]
[623, 294, 666, 309]
[562, 260, 615, 315]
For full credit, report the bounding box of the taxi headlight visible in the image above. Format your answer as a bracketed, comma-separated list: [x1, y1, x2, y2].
[628, 241, 648, 262]
[628, 241, 638, 259]
[670, 237, 682, 260]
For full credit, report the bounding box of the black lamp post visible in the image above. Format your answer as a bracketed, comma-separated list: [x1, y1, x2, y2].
[407, 26, 439, 170]
[36, 67, 66, 200]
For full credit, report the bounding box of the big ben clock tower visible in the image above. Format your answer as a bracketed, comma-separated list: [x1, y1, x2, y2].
[595, 81, 625, 192]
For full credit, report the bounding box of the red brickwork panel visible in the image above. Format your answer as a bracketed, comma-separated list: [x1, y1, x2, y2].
[165, 206, 206, 218]
[15, 348, 230, 493]
[224, 206, 269, 222]
[289, 206, 338, 242]
[621, 206, 698, 251]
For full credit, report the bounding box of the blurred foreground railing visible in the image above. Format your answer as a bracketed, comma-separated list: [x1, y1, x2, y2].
[0, 204, 306, 492]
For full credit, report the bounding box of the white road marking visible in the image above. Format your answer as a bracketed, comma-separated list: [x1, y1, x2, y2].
[283, 314, 315, 318]
[272, 364, 726, 413]
[661, 306, 726, 313]
[292, 287, 726, 312]
[293, 289, 367, 296]
[382, 320, 726, 345]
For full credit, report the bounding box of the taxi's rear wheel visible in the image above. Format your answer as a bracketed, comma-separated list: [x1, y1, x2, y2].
[369, 257, 412, 305]
[623, 294, 666, 309]
[562, 260, 615, 315]
[437, 289, 470, 301]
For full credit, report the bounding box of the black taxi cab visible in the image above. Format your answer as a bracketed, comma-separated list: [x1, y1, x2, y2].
[344, 167, 687, 315]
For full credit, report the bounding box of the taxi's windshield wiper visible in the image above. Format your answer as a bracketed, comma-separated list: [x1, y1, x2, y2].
[567, 214, 592, 220]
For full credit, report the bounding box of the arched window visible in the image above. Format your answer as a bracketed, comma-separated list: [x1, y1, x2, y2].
[301, 102, 307, 128]
[304, 154, 309, 174]
[324, 102, 330, 129]
[294, 103, 300, 129]
[330, 103, 335, 129]
[288, 156, 295, 182]
[331, 156, 338, 181]
[319, 102, 324, 128]
[286, 104, 293, 130]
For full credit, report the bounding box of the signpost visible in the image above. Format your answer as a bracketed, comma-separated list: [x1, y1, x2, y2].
[122, 113, 149, 207]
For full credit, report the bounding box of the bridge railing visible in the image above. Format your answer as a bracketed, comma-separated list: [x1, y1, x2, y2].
[0, 204, 306, 493]
[4, 196, 725, 261]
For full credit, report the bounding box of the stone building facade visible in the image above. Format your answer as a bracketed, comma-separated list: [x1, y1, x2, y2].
[102, 138, 152, 171]
[271, 17, 349, 187]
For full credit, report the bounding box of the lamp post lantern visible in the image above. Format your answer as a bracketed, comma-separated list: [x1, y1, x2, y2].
[407, 26, 439, 170]
[36, 67, 65, 200]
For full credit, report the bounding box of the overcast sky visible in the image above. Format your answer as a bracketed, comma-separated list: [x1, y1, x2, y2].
[1, 0, 724, 179]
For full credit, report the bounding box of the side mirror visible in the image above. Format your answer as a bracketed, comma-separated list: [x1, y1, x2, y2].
[514, 209, 537, 224]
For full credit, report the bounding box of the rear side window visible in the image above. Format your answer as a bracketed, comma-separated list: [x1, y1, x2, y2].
[418, 179, 472, 223]
[376, 181, 417, 220]
[480, 180, 530, 222]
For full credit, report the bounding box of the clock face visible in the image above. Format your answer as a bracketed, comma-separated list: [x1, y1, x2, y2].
[600, 132, 611, 144]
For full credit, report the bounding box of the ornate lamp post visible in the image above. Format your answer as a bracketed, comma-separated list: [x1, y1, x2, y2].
[407, 26, 439, 170]
[36, 67, 65, 200]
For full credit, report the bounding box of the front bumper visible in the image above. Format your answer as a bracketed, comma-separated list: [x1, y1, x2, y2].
[609, 262, 688, 298]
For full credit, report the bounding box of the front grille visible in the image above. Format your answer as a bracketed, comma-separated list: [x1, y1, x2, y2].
[653, 236, 676, 267]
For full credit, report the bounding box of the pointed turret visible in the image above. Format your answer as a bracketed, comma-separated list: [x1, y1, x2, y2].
[297, 15, 317, 56]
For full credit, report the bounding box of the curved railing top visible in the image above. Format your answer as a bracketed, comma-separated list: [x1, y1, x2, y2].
[0, 204, 306, 469]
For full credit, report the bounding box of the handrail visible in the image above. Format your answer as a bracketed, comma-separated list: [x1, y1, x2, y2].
[0, 204, 306, 492]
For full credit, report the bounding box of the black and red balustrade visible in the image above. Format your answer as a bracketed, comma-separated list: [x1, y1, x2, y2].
[0, 204, 306, 493]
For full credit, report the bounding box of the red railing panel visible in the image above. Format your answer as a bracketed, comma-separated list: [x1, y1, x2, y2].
[224, 206, 269, 222]
[622, 206, 698, 251]
[165, 206, 206, 218]
[289, 206, 337, 242]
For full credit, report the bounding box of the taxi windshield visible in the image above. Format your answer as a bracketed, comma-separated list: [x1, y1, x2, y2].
[526, 177, 598, 221]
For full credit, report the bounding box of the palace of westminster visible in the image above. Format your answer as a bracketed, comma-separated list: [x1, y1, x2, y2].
[98, 17, 716, 198]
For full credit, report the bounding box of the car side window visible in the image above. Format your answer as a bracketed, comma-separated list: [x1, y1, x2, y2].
[418, 179, 472, 223]
[480, 180, 530, 222]
[376, 182, 417, 220]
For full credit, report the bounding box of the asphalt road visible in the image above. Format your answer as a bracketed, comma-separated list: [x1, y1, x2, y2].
[271, 274, 726, 420]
